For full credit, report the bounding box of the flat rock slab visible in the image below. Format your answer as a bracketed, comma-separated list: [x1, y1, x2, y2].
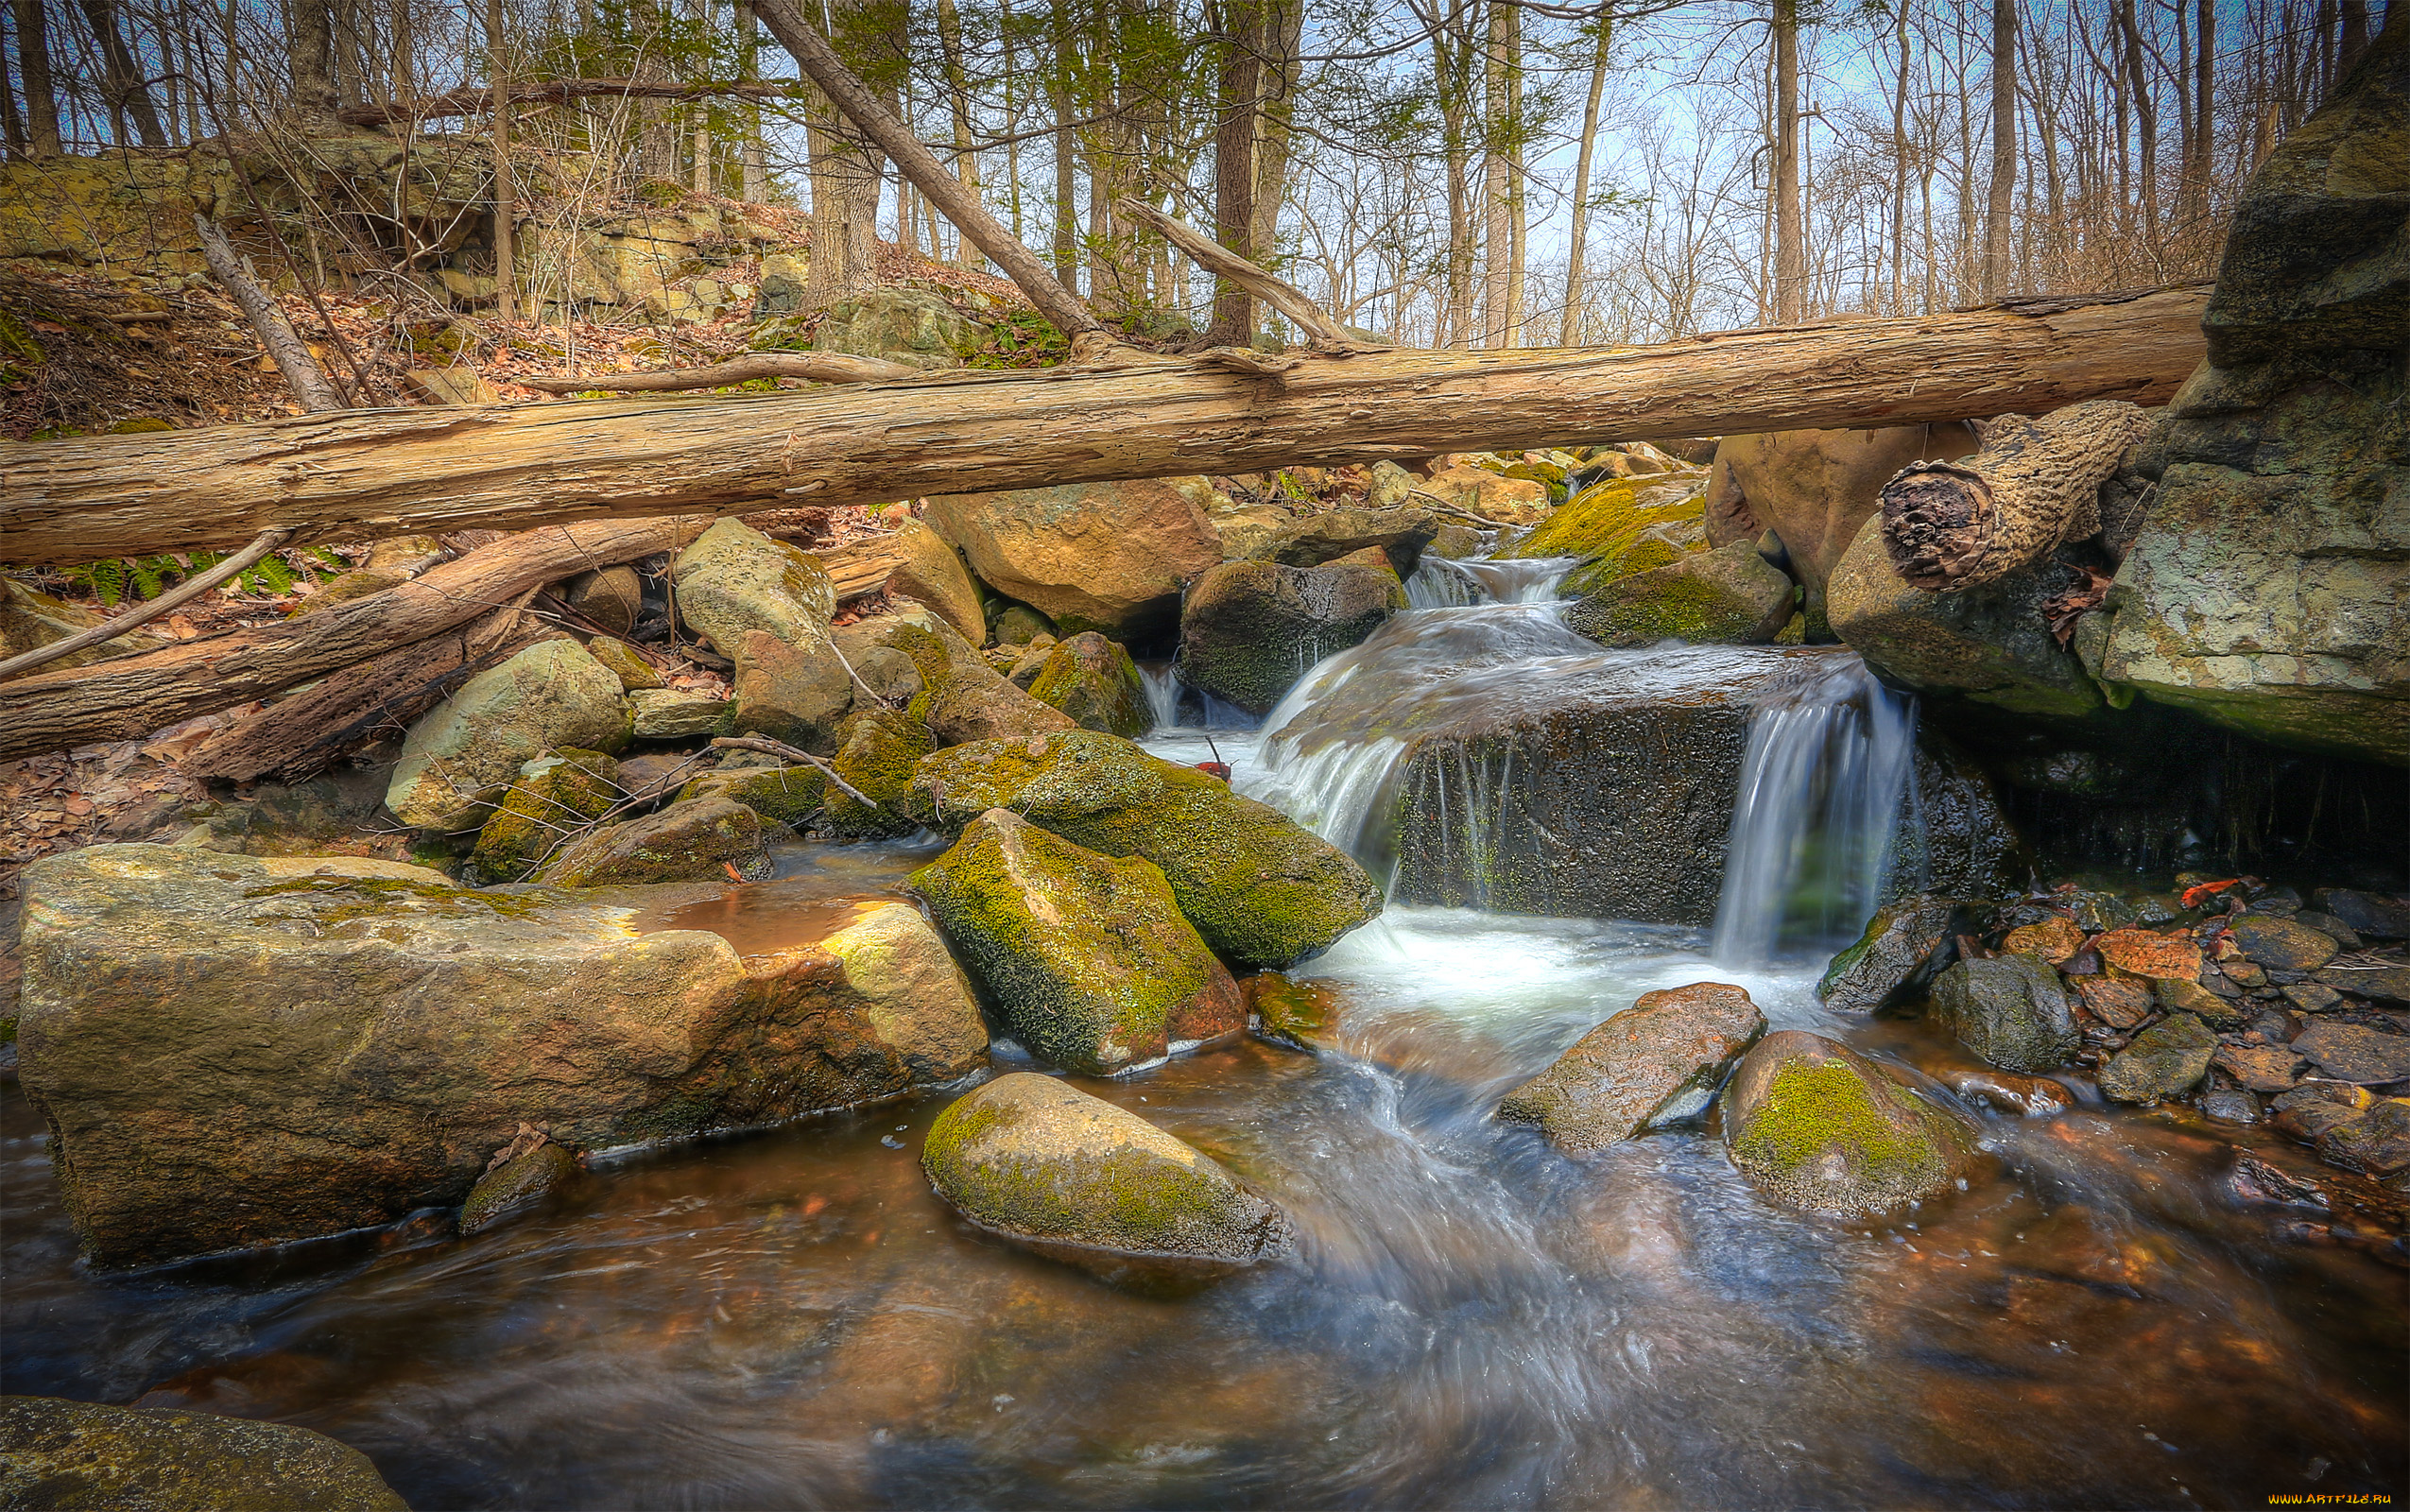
[1497, 982, 1766, 1152]
[0, 1395, 408, 1511]
[2228, 914, 2342, 972]
[2293, 1022, 2410, 1085]
[2092, 927, 2203, 981]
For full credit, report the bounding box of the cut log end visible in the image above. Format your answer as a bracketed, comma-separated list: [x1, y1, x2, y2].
[1880, 465, 1996, 591]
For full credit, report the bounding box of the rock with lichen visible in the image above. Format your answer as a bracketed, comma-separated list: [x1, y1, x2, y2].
[1027, 630, 1151, 737]
[0, 1396, 409, 1510]
[468, 747, 623, 883]
[920, 1072, 1288, 1281]
[1930, 954, 2079, 1074]
[385, 640, 633, 829]
[537, 796, 773, 886]
[1564, 540, 1795, 648]
[1719, 1030, 1979, 1217]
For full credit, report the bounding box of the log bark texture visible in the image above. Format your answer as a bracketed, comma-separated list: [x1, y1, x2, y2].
[1880, 398, 2156, 590]
[517, 352, 922, 393]
[0, 518, 698, 761]
[1, 287, 2209, 568]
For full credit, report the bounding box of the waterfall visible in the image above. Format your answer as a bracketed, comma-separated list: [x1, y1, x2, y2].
[1708, 655, 1916, 969]
[1405, 557, 1574, 609]
[1139, 663, 1184, 730]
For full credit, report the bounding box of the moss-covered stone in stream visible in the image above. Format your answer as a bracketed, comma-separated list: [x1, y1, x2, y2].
[894, 621, 1076, 747]
[1563, 541, 1796, 647]
[1026, 631, 1152, 737]
[907, 809, 1242, 1074]
[678, 763, 828, 829]
[920, 1072, 1289, 1278]
[1502, 475, 1710, 599]
[1720, 1030, 1977, 1217]
[0, 1396, 411, 1510]
[468, 747, 623, 883]
[1176, 558, 1407, 715]
[912, 730, 1383, 969]
[822, 707, 937, 836]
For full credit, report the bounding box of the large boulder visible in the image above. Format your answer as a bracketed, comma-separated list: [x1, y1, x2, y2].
[811, 287, 978, 369]
[913, 730, 1383, 969]
[1496, 982, 1766, 1153]
[1826, 513, 2106, 719]
[670, 517, 836, 654]
[0, 1396, 409, 1511]
[1177, 556, 1407, 714]
[385, 639, 632, 829]
[886, 517, 988, 644]
[535, 796, 773, 886]
[923, 477, 1225, 636]
[1027, 630, 1152, 737]
[820, 707, 937, 836]
[1719, 1030, 1980, 1218]
[921, 1072, 1289, 1279]
[2099, 28, 2410, 765]
[1418, 461, 1549, 524]
[13, 846, 986, 1265]
[1562, 539, 1796, 647]
[910, 810, 1244, 1074]
[1929, 954, 2079, 1073]
[726, 627, 855, 753]
[1704, 423, 1983, 600]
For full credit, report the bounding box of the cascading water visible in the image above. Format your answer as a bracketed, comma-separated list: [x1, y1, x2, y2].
[1138, 662, 1184, 730]
[1707, 655, 1917, 968]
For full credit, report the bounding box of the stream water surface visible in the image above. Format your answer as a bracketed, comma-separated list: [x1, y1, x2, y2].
[3, 568, 2403, 1509]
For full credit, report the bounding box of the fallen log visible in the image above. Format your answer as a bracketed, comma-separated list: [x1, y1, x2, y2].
[1880, 399, 2155, 591]
[517, 352, 923, 394]
[0, 518, 699, 762]
[0, 286, 2210, 567]
[821, 537, 909, 600]
[337, 77, 801, 127]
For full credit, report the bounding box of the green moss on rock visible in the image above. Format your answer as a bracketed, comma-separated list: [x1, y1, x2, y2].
[1027, 631, 1152, 737]
[469, 747, 623, 883]
[1721, 1030, 1977, 1216]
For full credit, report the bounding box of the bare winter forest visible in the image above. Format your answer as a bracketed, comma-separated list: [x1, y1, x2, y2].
[0, 0, 2389, 342]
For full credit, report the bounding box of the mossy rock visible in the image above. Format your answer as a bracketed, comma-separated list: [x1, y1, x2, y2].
[1929, 954, 2079, 1074]
[458, 1140, 580, 1236]
[467, 747, 623, 883]
[1563, 540, 1796, 647]
[678, 763, 827, 829]
[385, 640, 634, 830]
[0, 1396, 409, 1510]
[921, 1072, 1288, 1281]
[536, 796, 772, 886]
[912, 730, 1384, 970]
[1817, 897, 1968, 1013]
[587, 636, 665, 690]
[908, 809, 1243, 1074]
[1027, 631, 1151, 737]
[1720, 1030, 1979, 1217]
[671, 517, 835, 654]
[1176, 557, 1406, 715]
[1502, 475, 1707, 576]
[894, 621, 1076, 747]
[823, 707, 937, 836]
[2097, 1013, 2219, 1104]
[993, 604, 1056, 645]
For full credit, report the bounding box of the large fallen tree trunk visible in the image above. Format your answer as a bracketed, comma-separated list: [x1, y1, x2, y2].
[0, 287, 2210, 567]
[0, 519, 697, 761]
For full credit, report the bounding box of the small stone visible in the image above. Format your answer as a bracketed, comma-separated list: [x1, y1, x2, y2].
[2290, 1022, 2410, 1085]
[1247, 972, 1346, 1055]
[2000, 916, 2085, 964]
[628, 687, 730, 739]
[2158, 975, 2248, 1027]
[2093, 927, 2203, 981]
[588, 635, 665, 690]
[459, 1139, 580, 1236]
[2228, 914, 2341, 972]
[2312, 888, 2410, 940]
[2212, 1042, 2305, 1092]
[1496, 981, 1767, 1152]
[2221, 958, 2268, 988]
[2315, 1098, 2410, 1178]
[2200, 1089, 2260, 1125]
[1816, 896, 1959, 1013]
[2069, 972, 2155, 1029]
[563, 565, 646, 638]
[536, 797, 773, 886]
[2098, 1013, 2219, 1104]
[2281, 983, 2344, 1013]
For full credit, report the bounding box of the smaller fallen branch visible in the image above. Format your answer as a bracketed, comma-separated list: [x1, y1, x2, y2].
[1115, 197, 1358, 349]
[519, 352, 923, 394]
[710, 734, 878, 809]
[1879, 399, 2152, 591]
[104, 310, 176, 325]
[339, 77, 800, 127]
[0, 528, 293, 683]
[196, 216, 343, 413]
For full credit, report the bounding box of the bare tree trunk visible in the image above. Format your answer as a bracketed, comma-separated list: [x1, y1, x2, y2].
[936, 0, 982, 270]
[12, 0, 60, 154]
[193, 216, 344, 412]
[1502, 0, 1525, 347]
[1479, 0, 1510, 346]
[2338, 0, 2369, 77]
[1560, 12, 1610, 345]
[284, 0, 339, 120]
[1437, 4, 1472, 348]
[737, 1, 766, 200]
[1047, 0, 1078, 297]
[487, 0, 516, 325]
[1983, 0, 2015, 299]
[2116, 0, 2158, 249]
[1207, 0, 1262, 346]
[1248, 0, 1300, 276]
[1888, 0, 1909, 314]
[79, 0, 167, 142]
[1771, 0, 1802, 323]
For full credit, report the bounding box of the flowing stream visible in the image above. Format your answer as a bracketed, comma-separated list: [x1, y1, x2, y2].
[3, 561, 2402, 1508]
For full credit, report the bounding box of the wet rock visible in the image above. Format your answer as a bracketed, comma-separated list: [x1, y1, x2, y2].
[562, 564, 645, 638]
[1817, 897, 1961, 1013]
[2098, 1013, 2220, 1104]
[2212, 1042, 2306, 1092]
[2319, 965, 2410, 1004]
[2158, 975, 2249, 1027]
[886, 517, 988, 644]
[1026, 631, 1150, 737]
[1930, 954, 2079, 1074]
[14, 847, 983, 1266]
[1826, 514, 2103, 718]
[924, 478, 1225, 637]
[913, 730, 1383, 969]
[1499, 475, 1707, 589]
[2295, 910, 2364, 950]
[2069, 973, 2157, 1028]
[2201, 1089, 2262, 1125]
[587, 634, 664, 689]
[1246, 972, 1346, 1055]
[1562, 540, 1794, 648]
[923, 1073, 1288, 1281]
[909, 810, 1244, 1075]
[678, 762, 826, 829]
[820, 708, 937, 837]
[726, 627, 855, 753]
[1719, 1031, 1979, 1218]
[2317, 1098, 2410, 1178]
[1943, 1067, 2074, 1116]
[386, 639, 633, 829]
[459, 1136, 580, 1236]
[628, 688, 730, 740]
[815, 900, 992, 1084]
[1496, 982, 1766, 1152]
[2291, 1022, 2410, 1085]
[2001, 916, 2085, 964]
[0, 1395, 409, 1510]
[2313, 888, 2410, 939]
[2229, 914, 2342, 972]
[468, 747, 623, 883]
[536, 797, 772, 886]
[1889, 733, 2030, 901]
[2272, 1082, 2374, 1142]
[2281, 981, 2345, 1013]
[2092, 927, 2203, 981]
[672, 518, 836, 654]
[1177, 557, 1406, 714]
[1246, 506, 1439, 574]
